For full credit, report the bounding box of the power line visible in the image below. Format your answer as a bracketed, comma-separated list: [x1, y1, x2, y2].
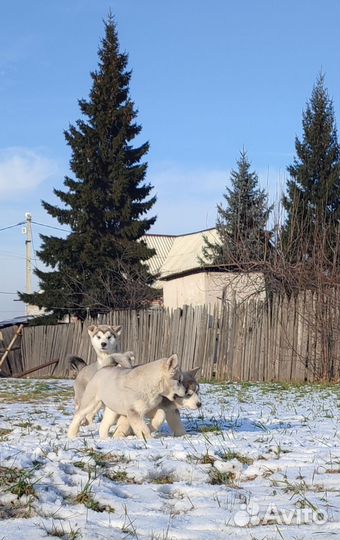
[0, 251, 38, 261]
[0, 291, 17, 295]
[0, 220, 70, 234]
[0, 221, 25, 232]
[0, 249, 26, 257]
[31, 220, 71, 233]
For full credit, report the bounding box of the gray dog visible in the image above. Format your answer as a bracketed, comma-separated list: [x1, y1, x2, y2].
[69, 324, 133, 411]
[68, 354, 186, 440]
[102, 367, 201, 438]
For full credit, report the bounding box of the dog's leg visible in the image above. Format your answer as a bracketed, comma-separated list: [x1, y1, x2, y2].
[165, 407, 186, 436]
[126, 409, 152, 440]
[99, 407, 119, 439]
[112, 416, 132, 439]
[74, 381, 86, 411]
[67, 399, 100, 439]
[85, 402, 102, 426]
[149, 408, 166, 433]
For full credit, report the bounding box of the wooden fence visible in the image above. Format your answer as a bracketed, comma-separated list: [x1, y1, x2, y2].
[1, 290, 339, 382]
[0, 325, 23, 375]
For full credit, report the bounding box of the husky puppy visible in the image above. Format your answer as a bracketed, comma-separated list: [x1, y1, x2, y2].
[107, 367, 201, 439]
[67, 354, 186, 440]
[87, 324, 123, 363]
[70, 324, 132, 411]
[71, 351, 135, 412]
[150, 367, 201, 436]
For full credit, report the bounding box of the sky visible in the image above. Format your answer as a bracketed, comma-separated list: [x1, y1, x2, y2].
[0, 0, 339, 319]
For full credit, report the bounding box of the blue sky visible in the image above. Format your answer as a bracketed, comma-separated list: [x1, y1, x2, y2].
[0, 0, 339, 319]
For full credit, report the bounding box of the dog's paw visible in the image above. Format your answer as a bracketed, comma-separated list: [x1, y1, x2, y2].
[173, 430, 186, 437]
[112, 431, 126, 439]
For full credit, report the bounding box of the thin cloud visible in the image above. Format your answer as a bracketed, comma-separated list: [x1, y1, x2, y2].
[149, 162, 285, 235]
[149, 163, 227, 234]
[0, 148, 58, 199]
[150, 163, 227, 199]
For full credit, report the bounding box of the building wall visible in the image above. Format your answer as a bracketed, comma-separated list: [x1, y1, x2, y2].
[205, 272, 266, 305]
[162, 272, 207, 310]
[162, 271, 265, 309]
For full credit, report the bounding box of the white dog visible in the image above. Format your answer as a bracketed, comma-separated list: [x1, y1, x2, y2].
[101, 367, 201, 438]
[86, 324, 123, 363]
[69, 324, 134, 411]
[68, 354, 186, 440]
[71, 351, 135, 412]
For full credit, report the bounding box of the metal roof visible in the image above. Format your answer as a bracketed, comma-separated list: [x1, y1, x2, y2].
[0, 316, 32, 329]
[143, 228, 219, 283]
[142, 234, 176, 276]
[159, 228, 219, 278]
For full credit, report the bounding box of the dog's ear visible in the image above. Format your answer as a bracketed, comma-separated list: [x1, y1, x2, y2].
[87, 325, 97, 336]
[165, 354, 179, 375]
[111, 325, 122, 337]
[189, 366, 201, 378]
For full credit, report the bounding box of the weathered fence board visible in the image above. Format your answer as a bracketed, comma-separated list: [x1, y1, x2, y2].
[5, 289, 339, 382]
[0, 325, 24, 375]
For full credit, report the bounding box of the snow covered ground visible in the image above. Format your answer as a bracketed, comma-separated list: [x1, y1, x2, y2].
[0, 378, 339, 540]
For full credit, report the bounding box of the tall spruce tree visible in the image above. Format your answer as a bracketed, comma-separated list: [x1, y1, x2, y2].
[19, 15, 156, 321]
[202, 150, 272, 267]
[282, 74, 340, 265]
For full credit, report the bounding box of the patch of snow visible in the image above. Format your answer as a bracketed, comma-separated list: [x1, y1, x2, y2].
[0, 379, 339, 539]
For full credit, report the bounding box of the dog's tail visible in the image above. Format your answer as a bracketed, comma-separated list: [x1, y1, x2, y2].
[68, 355, 87, 374]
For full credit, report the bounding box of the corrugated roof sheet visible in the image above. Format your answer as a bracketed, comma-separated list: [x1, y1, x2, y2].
[142, 234, 176, 276]
[142, 228, 219, 283]
[160, 229, 219, 278]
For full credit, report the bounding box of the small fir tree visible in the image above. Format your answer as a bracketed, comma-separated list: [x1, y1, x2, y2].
[282, 74, 340, 265]
[19, 15, 156, 321]
[202, 150, 272, 267]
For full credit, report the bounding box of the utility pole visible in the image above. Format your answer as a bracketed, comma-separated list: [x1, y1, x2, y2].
[23, 212, 32, 314]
